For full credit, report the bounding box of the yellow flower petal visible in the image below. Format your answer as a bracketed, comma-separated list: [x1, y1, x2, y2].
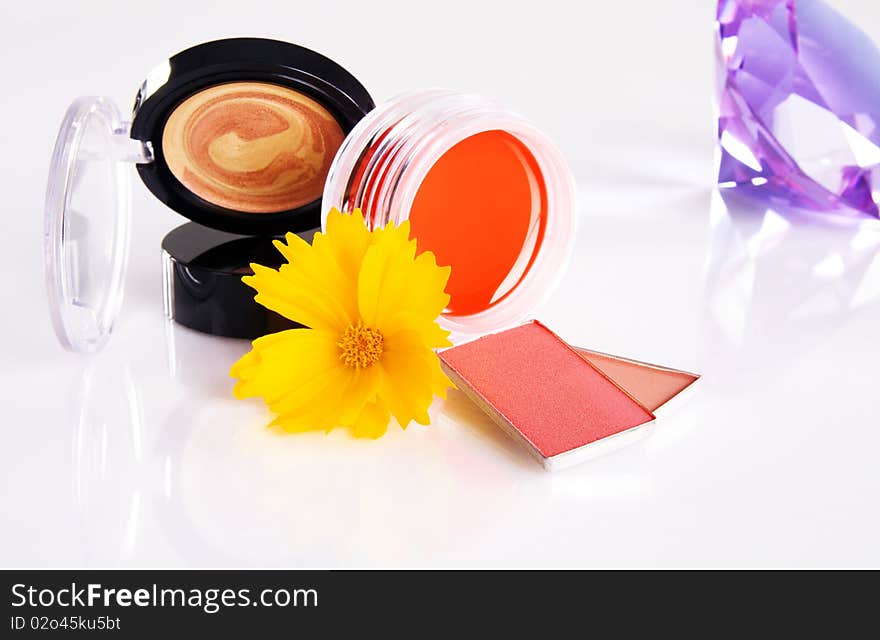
[244, 209, 372, 333]
[270, 396, 340, 433]
[351, 399, 392, 439]
[379, 311, 452, 350]
[243, 261, 347, 334]
[323, 208, 373, 284]
[230, 329, 339, 407]
[356, 222, 417, 327]
[385, 248, 452, 323]
[427, 349, 454, 400]
[269, 366, 350, 433]
[336, 364, 382, 427]
[379, 330, 441, 427]
[357, 223, 451, 339]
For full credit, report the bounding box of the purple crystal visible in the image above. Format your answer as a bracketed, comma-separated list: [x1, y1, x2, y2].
[716, 0, 880, 217]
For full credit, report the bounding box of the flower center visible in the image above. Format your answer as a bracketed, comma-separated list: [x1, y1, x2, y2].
[338, 322, 384, 369]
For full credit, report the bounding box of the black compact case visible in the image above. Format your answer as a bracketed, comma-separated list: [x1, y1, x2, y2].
[44, 38, 375, 352]
[131, 38, 375, 235]
[162, 223, 315, 339]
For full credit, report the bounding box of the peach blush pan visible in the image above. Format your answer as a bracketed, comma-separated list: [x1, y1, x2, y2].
[438, 321, 657, 471]
[573, 348, 700, 416]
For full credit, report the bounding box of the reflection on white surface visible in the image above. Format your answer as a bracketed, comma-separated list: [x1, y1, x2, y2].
[72, 323, 274, 566]
[548, 472, 652, 502]
[70, 322, 565, 567]
[52, 193, 880, 568]
[163, 319, 247, 395]
[703, 189, 880, 373]
[72, 357, 145, 563]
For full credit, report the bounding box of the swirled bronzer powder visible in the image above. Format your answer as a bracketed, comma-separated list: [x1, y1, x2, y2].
[162, 82, 344, 213]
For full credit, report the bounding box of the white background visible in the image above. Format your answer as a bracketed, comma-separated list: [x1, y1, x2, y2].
[1, 0, 879, 568]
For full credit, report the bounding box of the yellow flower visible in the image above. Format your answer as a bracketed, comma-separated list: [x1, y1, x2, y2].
[230, 208, 453, 438]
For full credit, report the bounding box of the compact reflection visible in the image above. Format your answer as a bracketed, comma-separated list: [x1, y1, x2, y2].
[71, 327, 246, 566]
[157, 321, 283, 566]
[703, 188, 880, 372]
[72, 356, 146, 564]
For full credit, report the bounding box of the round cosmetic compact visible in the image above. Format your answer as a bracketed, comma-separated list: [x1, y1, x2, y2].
[44, 38, 374, 352]
[321, 89, 577, 339]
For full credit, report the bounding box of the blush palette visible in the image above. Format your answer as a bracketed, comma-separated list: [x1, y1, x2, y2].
[438, 321, 699, 470]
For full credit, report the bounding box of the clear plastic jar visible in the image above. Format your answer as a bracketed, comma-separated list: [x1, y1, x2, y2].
[322, 89, 577, 339]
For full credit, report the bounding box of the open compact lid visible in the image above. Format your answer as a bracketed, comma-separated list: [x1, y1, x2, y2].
[44, 96, 147, 353]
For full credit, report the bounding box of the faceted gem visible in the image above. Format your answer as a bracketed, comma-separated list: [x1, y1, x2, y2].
[716, 0, 880, 217]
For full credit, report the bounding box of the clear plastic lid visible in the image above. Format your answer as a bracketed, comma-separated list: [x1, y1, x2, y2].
[44, 97, 149, 352]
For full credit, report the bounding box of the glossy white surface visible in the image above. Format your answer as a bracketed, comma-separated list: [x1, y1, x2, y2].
[2, 1, 879, 568]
